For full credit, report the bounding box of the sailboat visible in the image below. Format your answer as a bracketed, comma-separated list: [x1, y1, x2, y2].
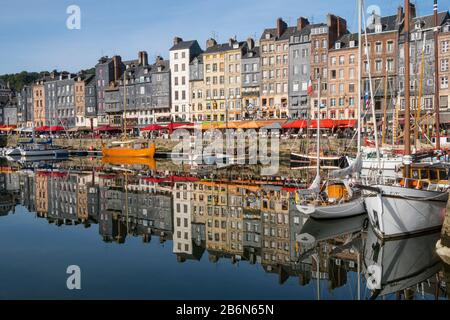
[295, 1, 366, 219]
[102, 72, 156, 158]
[362, 0, 449, 239]
[363, 227, 441, 299]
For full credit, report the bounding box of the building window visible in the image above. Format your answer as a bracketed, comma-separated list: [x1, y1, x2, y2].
[441, 76, 449, 89]
[375, 41, 382, 53]
[442, 41, 449, 53]
[387, 59, 395, 72]
[441, 59, 449, 72]
[387, 41, 394, 53]
[375, 60, 382, 72]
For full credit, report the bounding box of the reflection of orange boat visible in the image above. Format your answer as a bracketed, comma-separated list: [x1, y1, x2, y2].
[102, 156, 156, 170]
[101, 140, 155, 158]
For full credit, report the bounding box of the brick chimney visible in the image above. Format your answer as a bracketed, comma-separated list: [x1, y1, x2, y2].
[327, 14, 347, 42]
[396, 6, 404, 24]
[276, 18, 287, 38]
[155, 55, 164, 65]
[297, 17, 309, 32]
[247, 38, 255, 50]
[138, 51, 148, 66]
[173, 37, 183, 46]
[206, 38, 217, 49]
[409, 3, 416, 18]
[112, 55, 122, 82]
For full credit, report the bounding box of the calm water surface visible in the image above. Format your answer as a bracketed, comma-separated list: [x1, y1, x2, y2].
[0, 159, 448, 300]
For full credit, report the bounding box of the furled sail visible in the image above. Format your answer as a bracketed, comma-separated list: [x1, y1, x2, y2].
[329, 155, 362, 179]
[296, 174, 321, 197]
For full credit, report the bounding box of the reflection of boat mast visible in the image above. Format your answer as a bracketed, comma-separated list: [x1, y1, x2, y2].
[123, 71, 127, 140]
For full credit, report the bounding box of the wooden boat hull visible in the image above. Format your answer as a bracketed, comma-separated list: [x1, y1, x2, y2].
[363, 185, 448, 239]
[102, 156, 156, 169]
[102, 143, 155, 158]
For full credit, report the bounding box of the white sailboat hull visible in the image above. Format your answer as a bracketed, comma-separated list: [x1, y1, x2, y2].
[296, 196, 366, 219]
[4, 148, 21, 156]
[363, 185, 448, 238]
[363, 228, 441, 297]
[21, 148, 69, 157]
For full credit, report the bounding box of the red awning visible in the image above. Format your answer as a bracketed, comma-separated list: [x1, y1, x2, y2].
[141, 124, 167, 131]
[35, 126, 51, 132]
[309, 119, 335, 129]
[282, 120, 308, 129]
[168, 176, 200, 182]
[49, 126, 65, 132]
[94, 125, 122, 132]
[142, 177, 166, 183]
[166, 122, 194, 131]
[335, 119, 357, 128]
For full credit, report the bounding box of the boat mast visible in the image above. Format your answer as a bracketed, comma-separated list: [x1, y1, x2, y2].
[404, 0, 412, 178]
[316, 76, 321, 181]
[434, 0, 441, 151]
[357, 0, 362, 155]
[415, 32, 427, 146]
[123, 73, 127, 140]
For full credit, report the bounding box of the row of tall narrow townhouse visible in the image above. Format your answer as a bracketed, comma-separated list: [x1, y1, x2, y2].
[104, 52, 171, 128]
[21, 7, 450, 129]
[398, 9, 450, 130]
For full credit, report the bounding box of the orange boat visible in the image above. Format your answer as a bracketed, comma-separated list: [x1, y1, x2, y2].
[102, 156, 156, 169]
[102, 140, 155, 158]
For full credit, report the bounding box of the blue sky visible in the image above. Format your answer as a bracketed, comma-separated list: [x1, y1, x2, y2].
[1, 0, 449, 74]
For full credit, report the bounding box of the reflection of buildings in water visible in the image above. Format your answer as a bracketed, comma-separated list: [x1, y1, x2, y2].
[3, 169, 448, 296]
[35, 174, 49, 218]
[47, 173, 79, 225]
[260, 188, 291, 269]
[0, 172, 19, 216]
[99, 173, 173, 244]
[19, 172, 35, 213]
[173, 182, 193, 255]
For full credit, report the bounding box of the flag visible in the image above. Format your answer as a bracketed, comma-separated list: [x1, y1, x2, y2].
[307, 79, 313, 96]
[364, 92, 370, 110]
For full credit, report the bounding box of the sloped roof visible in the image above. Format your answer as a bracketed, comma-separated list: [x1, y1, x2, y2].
[170, 40, 198, 51]
[242, 46, 260, 59]
[330, 32, 359, 51]
[204, 41, 246, 54]
[366, 14, 399, 34]
[260, 26, 297, 41]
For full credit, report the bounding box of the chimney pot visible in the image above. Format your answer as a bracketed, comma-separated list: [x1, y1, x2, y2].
[173, 37, 183, 46]
[276, 18, 287, 38]
[297, 17, 309, 32]
[247, 38, 255, 50]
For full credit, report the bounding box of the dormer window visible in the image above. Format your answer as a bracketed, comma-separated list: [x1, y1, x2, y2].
[335, 42, 341, 49]
[248, 52, 253, 58]
[415, 20, 424, 30]
[349, 40, 356, 48]
[265, 33, 271, 40]
[233, 43, 239, 49]
[375, 24, 382, 33]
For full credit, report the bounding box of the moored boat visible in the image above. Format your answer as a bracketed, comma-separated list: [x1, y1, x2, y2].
[102, 140, 155, 158]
